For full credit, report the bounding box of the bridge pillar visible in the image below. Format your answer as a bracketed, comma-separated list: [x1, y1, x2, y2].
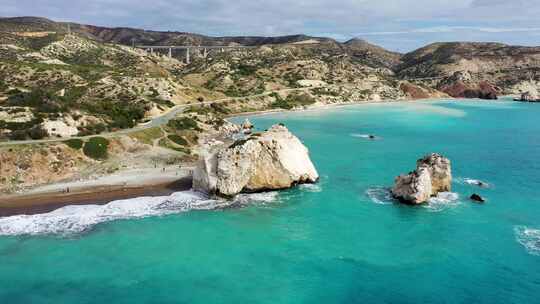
[186, 48, 190, 64]
[168, 48, 172, 58]
[150, 48, 154, 55]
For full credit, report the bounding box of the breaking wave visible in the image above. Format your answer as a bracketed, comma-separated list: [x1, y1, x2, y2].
[424, 192, 461, 212]
[514, 226, 540, 256]
[0, 190, 281, 237]
[455, 177, 491, 188]
[233, 191, 280, 206]
[365, 187, 395, 205]
[298, 183, 322, 193]
[351, 134, 380, 140]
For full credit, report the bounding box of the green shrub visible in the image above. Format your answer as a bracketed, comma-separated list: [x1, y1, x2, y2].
[168, 135, 188, 146]
[210, 102, 230, 114]
[167, 117, 200, 131]
[87, 101, 146, 129]
[83, 137, 109, 160]
[7, 89, 61, 113]
[65, 138, 84, 150]
[153, 98, 175, 108]
[270, 93, 315, 109]
[234, 64, 257, 76]
[28, 126, 48, 140]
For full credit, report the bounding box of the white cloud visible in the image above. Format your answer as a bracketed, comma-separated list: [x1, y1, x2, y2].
[357, 26, 540, 36]
[1, 0, 540, 51]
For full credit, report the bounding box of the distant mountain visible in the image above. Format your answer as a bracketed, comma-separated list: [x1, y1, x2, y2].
[2, 16, 540, 100]
[343, 38, 402, 69]
[0, 16, 65, 32]
[0, 17, 336, 47]
[398, 42, 540, 78]
[395, 42, 540, 98]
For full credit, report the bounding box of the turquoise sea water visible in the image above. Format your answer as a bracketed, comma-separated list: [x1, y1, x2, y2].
[1, 99, 540, 303]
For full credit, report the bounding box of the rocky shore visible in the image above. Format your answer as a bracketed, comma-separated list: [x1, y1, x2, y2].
[193, 124, 319, 197]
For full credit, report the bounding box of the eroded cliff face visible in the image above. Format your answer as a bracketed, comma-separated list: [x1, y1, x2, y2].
[193, 125, 319, 197]
[392, 153, 452, 204]
[398, 42, 540, 99]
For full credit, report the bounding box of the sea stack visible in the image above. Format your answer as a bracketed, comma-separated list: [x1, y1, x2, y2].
[391, 153, 452, 204]
[193, 124, 319, 197]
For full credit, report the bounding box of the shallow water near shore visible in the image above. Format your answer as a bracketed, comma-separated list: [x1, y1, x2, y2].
[1, 99, 540, 303]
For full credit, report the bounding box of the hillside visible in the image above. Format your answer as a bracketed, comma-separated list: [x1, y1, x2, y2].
[398, 42, 540, 97]
[344, 38, 402, 69]
[0, 17, 413, 143]
[2, 16, 540, 193]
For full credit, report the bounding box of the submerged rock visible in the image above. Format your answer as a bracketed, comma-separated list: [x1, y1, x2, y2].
[391, 153, 452, 204]
[193, 124, 319, 197]
[470, 194, 485, 203]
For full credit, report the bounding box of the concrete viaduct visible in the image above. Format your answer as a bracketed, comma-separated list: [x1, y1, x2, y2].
[136, 45, 256, 63]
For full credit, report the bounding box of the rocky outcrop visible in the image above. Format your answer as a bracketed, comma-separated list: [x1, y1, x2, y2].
[399, 82, 448, 99]
[241, 119, 254, 134]
[470, 194, 485, 203]
[242, 119, 253, 130]
[193, 124, 319, 197]
[439, 80, 499, 100]
[392, 153, 452, 204]
[515, 92, 540, 102]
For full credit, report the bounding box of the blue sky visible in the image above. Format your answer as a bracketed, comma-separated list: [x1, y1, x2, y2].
[2, 0, 540, 52]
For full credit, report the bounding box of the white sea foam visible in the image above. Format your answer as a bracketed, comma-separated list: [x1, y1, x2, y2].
[365, 187, 395, 205]
[514, 226, 540, 256]
[351, 134, 380, 140]
[455, 177, 491, 188]
[0, 191, 236, 237]
[424, 192, 461, 212]
[298, 183, 322, 193]
[233, 191, 280, 206]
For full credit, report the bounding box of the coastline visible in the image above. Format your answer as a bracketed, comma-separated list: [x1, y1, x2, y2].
[0, 96, 515, 216]
[227, 95, 518, 120]
[0, 177, 192, 217]
[0, 167, 193, 216]
[226, 96, 454, 120]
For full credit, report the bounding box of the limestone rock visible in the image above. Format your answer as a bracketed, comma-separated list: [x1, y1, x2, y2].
[392, 153, 452, 204]
[516, 91, 540, 102]
[242, 119, 254, 130]
[193, 124, 319, 197]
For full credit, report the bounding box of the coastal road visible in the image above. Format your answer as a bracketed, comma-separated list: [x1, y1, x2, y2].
[0, 87, 316, 147]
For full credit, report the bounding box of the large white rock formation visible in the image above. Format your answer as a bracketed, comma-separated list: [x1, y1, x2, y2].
[193, 124, 319, 197]
[391, 153, 452, 204]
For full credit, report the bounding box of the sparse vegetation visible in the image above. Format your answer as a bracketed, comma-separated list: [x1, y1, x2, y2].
[270, 93, 316, 109]
[167, 117, 201, 131]
[168, 134, 188, 146]
[129, 127, 163, 145]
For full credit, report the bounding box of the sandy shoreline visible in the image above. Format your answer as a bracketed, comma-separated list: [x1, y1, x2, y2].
[0, 166, 193, 216]
[0, 177, 193, 217]
[225, 96, 453, 120]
